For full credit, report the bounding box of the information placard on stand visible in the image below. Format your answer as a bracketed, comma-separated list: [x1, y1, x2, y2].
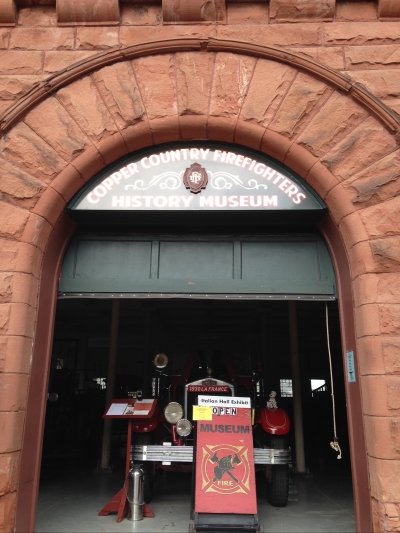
[98, 398, 157, 522]
[192, 396, 259, 532]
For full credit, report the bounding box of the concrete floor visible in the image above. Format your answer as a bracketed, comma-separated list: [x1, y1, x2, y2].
[36, 466, 355, 532]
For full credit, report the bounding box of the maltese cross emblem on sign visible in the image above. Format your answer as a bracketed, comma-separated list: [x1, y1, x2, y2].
[183, 162, 209, 194]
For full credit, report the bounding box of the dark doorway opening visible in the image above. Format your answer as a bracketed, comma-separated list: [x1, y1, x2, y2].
[41, 298, 350, 479]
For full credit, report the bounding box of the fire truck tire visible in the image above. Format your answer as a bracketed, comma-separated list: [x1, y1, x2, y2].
[265, 436, 289, 507]
[268, 464, 289, 507]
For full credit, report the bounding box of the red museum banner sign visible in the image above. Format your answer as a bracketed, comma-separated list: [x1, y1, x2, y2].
[194, 397, 257, 515]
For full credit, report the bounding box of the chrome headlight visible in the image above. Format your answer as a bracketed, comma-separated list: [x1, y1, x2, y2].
[153, 352, 168, 369]
[176, 418, 192, 437]
[164, 402, 183, 424]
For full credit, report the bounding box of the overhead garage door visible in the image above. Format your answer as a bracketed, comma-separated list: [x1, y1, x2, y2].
[59, 233, 335, 300]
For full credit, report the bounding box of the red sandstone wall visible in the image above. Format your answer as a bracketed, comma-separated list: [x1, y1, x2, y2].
[0, 2, 399, 532]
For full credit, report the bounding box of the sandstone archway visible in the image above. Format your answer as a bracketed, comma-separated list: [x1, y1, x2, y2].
[1, 38, 398, 532]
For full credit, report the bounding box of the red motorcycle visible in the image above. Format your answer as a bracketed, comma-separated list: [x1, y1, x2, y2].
[131, 352, 291, 507]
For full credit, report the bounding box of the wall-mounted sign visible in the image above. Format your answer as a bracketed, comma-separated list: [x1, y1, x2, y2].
[69, 145, 324, 212]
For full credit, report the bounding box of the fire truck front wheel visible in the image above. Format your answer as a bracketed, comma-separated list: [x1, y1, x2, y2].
[265, 436, 289, 507]
[267, 464, 289, 507]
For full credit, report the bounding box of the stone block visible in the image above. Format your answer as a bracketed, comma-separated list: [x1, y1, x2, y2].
[211, 53, 256, 119]
[0, 335, 32, 374]
[32, 187, 66, 227]
[383, 338, 400, 374]
[0, 76, 41, 100]
[379, 305, 400, 336]
[21, 213, 52, 252]
[0, 374, 28, 412]
[50, 164, 84, 202]
[345, 45, 400, 69]
[234, 120, 264, 152]
[93, 62, 145, 129]
[57, 0, 120, 25]
[96, 132, 128, 166]
[44, 51, 96, 74]
[356, 335, 386, 376]
[0, 492, 16, 533]
[0, 51, 42, 75]
[371, 237, 400, 272]
[70, 146, 106, 185]
[0, 0, 16, 26]
[179, 114, 208, 140]
[0, 123, 65, 183]
[284, 142, 319, 179]
[349, 241, 378, 277]
[364, 415, 400, 459]
[0, 157, 43, 209]
[0, 203, 29, 240]
[206, 116, 236, 142]
[270, 0, 335, 22]
[350, 69, 400, 99]
[175, 51, 214, 116]
[0, 239, 41, 277]
[4, 272, 39, 307]
[18, 6, 57, 27]
[0, 453, 19, 495]
[133, 54, 177, 120]
[5, 303, 36, 338]
[369, 456, 400, 502]
[76, 27, 119, 50]
[336, 1, 378, 21]
[121, 4, 162, 26]
[355, 303, 381, 338]
[269, 72, 332, 139]
[9, 27, 74, 50]
[260, 129, 290, 165]
[162, 0, 226, 23]
[240, 59, 294, 127]
[217, 23, 321, 47]
[360, 196, 400, 238]
[324, 21, 400, 46]
[345, 150, 400, 207]
[57, 77, 119, 140]
[297, 92, 368, 159]
[291, 46, 345, 70]
[321, 117, 397, 182]
[354, 273, 400, 307]
[150, 116, 180, 144]
[305, 161, 338, 201]
[122, 122, 153, 153]
[227, 3, 269, 25]
[387, 378, 400, 410]
[0, 411, 24, 453]
[24, 98, 90, 162]
[324, 182, 358, 225]
[361, 375, 393, 416]
[338, 211, 369, 251]
[379, 0, 400, 19]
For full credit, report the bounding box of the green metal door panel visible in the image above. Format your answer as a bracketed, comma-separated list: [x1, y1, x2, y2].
[241, 240, 332, 282]
[61, 239, 153, 288]
[158, 241, 234, 280]
[59, 234, 336, 298]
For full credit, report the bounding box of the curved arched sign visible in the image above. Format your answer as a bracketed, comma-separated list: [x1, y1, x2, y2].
[69, 144, 324, 213]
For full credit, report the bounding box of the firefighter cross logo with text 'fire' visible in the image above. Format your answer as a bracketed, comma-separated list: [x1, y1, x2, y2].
[200, 444, 251, 495]
[183, 162, 208, 194]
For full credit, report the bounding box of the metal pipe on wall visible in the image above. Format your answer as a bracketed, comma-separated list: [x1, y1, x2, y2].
[288, 301, 306, 474]
[99, 299, 120, 470]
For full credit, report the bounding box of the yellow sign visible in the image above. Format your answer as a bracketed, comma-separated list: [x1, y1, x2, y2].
[193, 405, 213, 421]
